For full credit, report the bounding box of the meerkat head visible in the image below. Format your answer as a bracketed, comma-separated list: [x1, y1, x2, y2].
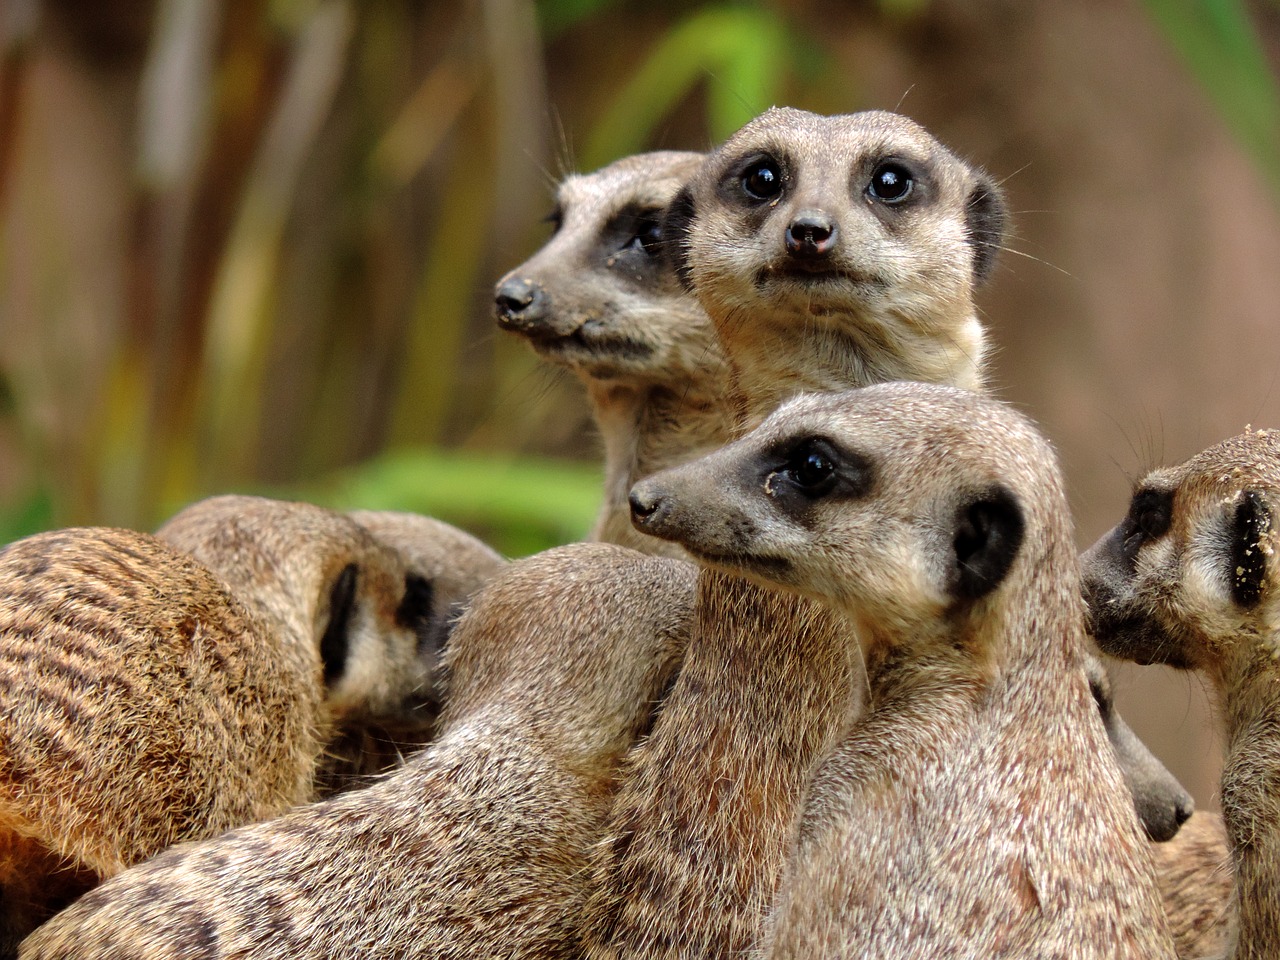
[493, 151, 720, 384]
[662, 108, 1005, 389]
[157, 496, 437, 730]
[630, 382, 1060, 652]
[1082, 428, 1280, 674]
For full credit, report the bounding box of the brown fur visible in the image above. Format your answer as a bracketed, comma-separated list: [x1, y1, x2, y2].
[494, 151, 733, 558]
[19, 543, 694, 960]
[1083, 427, 1280, 959]
[580, 109, 1007, 959]
[632, 383, 1175, 958]
[315, 510, 507, 790]
[0, 528, 321, 950]
[1149, 812, 1236, 960]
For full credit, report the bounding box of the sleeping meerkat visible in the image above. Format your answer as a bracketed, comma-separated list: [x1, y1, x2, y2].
[494, 151, 733, 558]
[20, 543, 693, 960]
[156, 495, 436, 741]
[629, 381, 1176, 959]
[1082, 427, 1280, 960]
[0, 528, 322, 954]
[579, 108, 1011, 960]
[319, 510, 507, 789]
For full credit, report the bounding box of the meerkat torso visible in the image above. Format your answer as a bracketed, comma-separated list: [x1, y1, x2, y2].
[582, 109, 1008, 959]
[630, 383, 1175, 958]
[1083, 428, 1280, 960]
[20, 543, 694, 960]
[0, 528, 322, 951]
[1148, 811, 1236, 960]
[494, 151, 733, 559]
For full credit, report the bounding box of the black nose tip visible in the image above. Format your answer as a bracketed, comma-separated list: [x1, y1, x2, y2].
[785, 213, 838, 259]
[629, 486, 665, 529]
[1174, 794, 1194, 828]
[494, 277, 550, 329]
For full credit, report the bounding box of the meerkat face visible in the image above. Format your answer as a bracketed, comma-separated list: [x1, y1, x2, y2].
[630, 383, 1046, 643]
[1082, 429, 1280, 672]
[663, 107, 1005, 336]
[493, 151, 718, 383]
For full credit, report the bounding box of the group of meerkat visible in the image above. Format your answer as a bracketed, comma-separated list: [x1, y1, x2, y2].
[1, 105, 1268, 957]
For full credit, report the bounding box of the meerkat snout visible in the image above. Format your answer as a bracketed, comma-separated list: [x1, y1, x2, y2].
[785, 211, 838, 260]
[627, 481, 667, 529]
[494, 276, 552, 332]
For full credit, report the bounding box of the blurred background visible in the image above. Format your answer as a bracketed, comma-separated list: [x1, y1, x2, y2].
[3, 0, 1280, 808]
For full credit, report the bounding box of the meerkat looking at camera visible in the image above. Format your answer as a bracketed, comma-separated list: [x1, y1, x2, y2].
[629, 382, 1176, 958]
[20, 543, 694, 960]
[1083, 427, 1280, 960]
[0, 528, 322, 955]
[494, 151, 733, 558]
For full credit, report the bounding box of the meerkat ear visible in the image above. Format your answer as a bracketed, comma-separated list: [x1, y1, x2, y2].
[964, 171, 1007, 287]
[950, 486, 1025, 600]
[1231, 491, 1272, 607]
[320, 563, 359, 685]
[395, 573, 437, 653]
[661, 185, 697, 290]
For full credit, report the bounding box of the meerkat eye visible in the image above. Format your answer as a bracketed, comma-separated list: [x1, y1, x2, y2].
[624, 212, 664, 256]
[1121, 488, 1173, 559]
[542, 205, 564, 234]
[783, 439, 839, 497]
[867, 162, 914, 203]
[741, 159, 784, 202]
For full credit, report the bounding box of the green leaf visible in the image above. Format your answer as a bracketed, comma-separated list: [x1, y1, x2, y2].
[583, 6, 794, 170]
[1142, 0, 1280, 197]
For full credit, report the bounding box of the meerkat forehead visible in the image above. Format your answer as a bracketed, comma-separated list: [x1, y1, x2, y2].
[558, 151, 704, 221]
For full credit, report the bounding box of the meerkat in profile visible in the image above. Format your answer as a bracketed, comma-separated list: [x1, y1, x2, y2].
[494, 151, 733, 557]
[318, 510, 506, 788]
[0, 528, 322, 954]
[156, 496, 436, 750]
[1082, 427, 1280, 960]
[629, 382, 1176, 958]
[580, 108, 1009, 959]
[20, 543, 694, 960]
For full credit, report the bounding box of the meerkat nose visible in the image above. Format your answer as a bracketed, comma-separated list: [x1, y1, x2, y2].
[494, 276, 550, 328]
[628, 482, 670, 531]
[785, 212, 838, 259]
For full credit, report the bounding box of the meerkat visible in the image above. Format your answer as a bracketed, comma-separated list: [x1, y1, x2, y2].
[579, 108, 1010, 959]
[1149, 811, 1236, 960]
[20, 543, 694, 960]
[0, 527, 322, 954]
[494, 151, 733, 557]
[156, 496, 436, 743]
[317, 510, 507, 788]
[1082, 427, 1280, 960]
[628, 381, 1176, 958]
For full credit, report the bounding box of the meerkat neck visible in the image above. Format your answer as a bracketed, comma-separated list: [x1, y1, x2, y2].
[586, 380, 732, 553]
[717, 311, 986, 428]
[1214, 642, 1280, 960]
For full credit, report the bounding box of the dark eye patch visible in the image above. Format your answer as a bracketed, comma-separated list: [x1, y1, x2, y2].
[763, 436, 874, 512]
[1120, 488, 1173, 562]
[542, 205, 564, 234]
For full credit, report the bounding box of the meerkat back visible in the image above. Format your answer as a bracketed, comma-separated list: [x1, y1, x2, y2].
[0, 527, 321, 953]
[19, 543, 694, 960]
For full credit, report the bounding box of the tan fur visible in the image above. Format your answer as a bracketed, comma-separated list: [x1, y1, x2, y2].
[580, 110, 1007, 959]
[494, 151, 733, 558]
[20, 544, 693, 960]
[632, 383, 1175, 958]
[0, 528, 322, 948]
[1083, 428, 1280, 960]
[318, 510, 506, 789]
[1149, 812, 1236, 960]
